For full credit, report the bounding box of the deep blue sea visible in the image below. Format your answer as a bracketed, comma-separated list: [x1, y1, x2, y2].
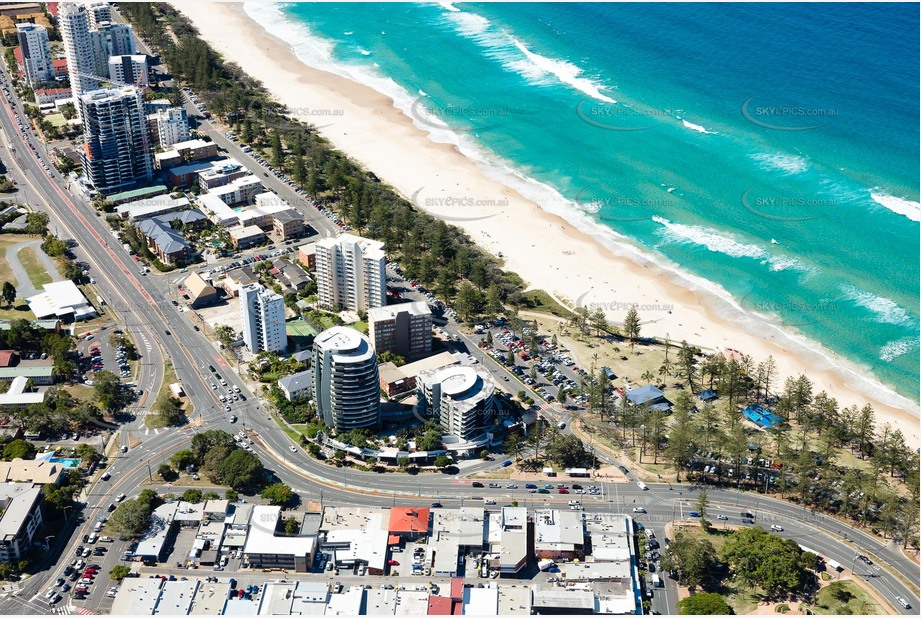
[246, 2, 920, 404]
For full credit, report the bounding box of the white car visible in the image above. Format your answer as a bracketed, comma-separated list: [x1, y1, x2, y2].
[717, 514, 728, 520]
[770, 524, 784, 532]
[289, 446, 297, 453]
[632, 507, 646, 514]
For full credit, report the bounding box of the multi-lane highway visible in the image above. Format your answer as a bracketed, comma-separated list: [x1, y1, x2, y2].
[0, 55, 916, 616]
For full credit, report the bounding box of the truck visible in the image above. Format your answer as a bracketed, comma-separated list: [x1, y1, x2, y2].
[123, 243, 133, 254]
[538, 559, 556, 571]
[651, 573, 663, 587]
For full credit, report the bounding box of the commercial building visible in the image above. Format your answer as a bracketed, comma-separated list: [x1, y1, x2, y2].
[486, 507, 529, 575]
[147, 107, 190, 149]
[0, 484, 44, 563]
[430, 507, 486, 577]
[59, 2, 97, 104]
[416, 364, 496, 439]
[315, 234, 386, 312]
[242, 505, 316, 573]
[312, 327, 380, 431]
[16, 23, 53, 85]
[183, 272, 218, 309]
[137, 218, 191, 265]
[239, 283, 286, 354]
[320, 506, 390, 575]
[534, 508, 585, 560]
[368, 301, 432, 361]
[79, 86, 153, 194]
[26, 280, 96, 321]
[277, 369, 312, 402]
[108, 53, 148, 87]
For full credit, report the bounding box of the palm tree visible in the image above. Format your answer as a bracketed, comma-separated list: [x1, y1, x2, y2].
[641, 370, 656, 384]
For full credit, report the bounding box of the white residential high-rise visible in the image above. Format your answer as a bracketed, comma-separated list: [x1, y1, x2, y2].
[79, 86, 152, 194]
[312, 327, 380, 431]
[315, 234, 387, 313]
[416, 365, 496, 439]
[149, 107, 190, 148]
[16, 23, 53, 85]
[108, 54, 148, 87]
[59, 3, 99, 102]
[240, 283, 287, 354]
[89, 23, 135, 77]
[87, 2, 112, 28]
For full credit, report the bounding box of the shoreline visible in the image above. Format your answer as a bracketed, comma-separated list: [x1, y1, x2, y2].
[174, 2, 919, 444]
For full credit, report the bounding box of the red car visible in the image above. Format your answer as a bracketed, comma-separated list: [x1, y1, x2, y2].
[558, 489, 569, 494]
[387, 559, 399, 566]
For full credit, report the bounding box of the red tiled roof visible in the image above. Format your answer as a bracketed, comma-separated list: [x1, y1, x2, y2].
[427, 597, 453, 615]
[47, 3, 59, 17]
[387, 534, 401, 546]
[34, 87, 70, 96]
[388, 507, 430, 534]
[450, 578, 464, 600]
[0, 350, 16, 367]
[13, 47, 22, 66]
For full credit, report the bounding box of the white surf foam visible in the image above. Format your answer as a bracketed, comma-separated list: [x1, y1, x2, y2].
[680, 118, 717, 135]
[841, 285, 916, 328]
[434, 3, 616, 104]
[880, 336, 920, 363]
[869, 189, 921, 223]
[750, 152, 809, 175]
[239, 1, 919, 413]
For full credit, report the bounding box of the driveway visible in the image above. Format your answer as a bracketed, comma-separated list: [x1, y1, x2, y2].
[7, 238, 61, 297]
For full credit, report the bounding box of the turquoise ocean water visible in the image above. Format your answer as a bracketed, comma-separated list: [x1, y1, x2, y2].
[245, 2, 919, 404]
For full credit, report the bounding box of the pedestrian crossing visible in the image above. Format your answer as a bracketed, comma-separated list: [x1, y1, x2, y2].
[53, 604, 95, 615]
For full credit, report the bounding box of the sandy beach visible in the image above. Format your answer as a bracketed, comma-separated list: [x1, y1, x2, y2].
[175, 2, 919, 444]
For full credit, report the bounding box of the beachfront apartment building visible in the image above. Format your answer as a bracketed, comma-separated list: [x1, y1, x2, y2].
[108, 54, 148, 87]
[312, 327, 380, 431]
[240, 283, 286, 354]
[16, 23, 53, 85]
[148, 107, 190, 148]
[87, 1, 111, 28]
[79, 85, 153, 194]
[416, 364, 496, 439]
[88, 22, 135, 78]
[368, 301, 432, 361]
[156, 138, 218, 172]
[315, 234, 387, 313]
[59, 3, 98, 105]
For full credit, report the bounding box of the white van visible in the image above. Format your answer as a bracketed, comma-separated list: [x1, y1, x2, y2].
[636, 481, 649, 491]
